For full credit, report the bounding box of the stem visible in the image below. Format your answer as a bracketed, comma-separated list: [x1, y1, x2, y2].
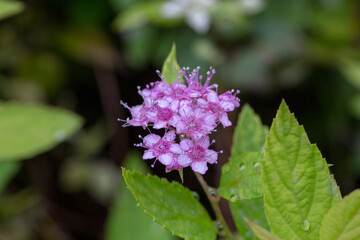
[194, 172, 236, 240]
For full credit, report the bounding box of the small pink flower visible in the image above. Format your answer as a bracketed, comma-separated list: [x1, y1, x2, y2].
[169, 82, 189, 100]
[120, 103, 149, 127]
[142, 131, 181, 167]
[219, 90, 240, 112]
[175, 105, 217, 139]
[178, 136, 218, 174]
[121, 66, 240, 174]
[147, 99, 179, 129]
[197, 90, 239, 127]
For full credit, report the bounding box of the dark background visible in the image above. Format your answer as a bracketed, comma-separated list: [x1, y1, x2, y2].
[0, 0, 359, 239]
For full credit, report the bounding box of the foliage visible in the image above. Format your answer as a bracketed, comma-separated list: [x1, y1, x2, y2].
[0, 102, 83, 162]
[0, 0, 360, 239]
[0, 0, 24, 21]
[122, 168, 217, 240]
[121, 77, 360, 239]
[105, 152, 173, 240]
[161, 43, 182, 84]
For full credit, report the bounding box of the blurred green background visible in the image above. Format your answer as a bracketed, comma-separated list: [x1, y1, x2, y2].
[0, 0, 359, 239]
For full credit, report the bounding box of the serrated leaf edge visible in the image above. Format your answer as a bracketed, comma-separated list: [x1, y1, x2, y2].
[262, 100, 342, 240]
[121, 168, 216, 240]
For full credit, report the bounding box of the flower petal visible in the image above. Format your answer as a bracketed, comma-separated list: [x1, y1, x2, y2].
[178, 154, 192, 167]
[196, 136, 210, 148]
[206, 91, 219, 103]
[191, 161, 208, 174]
[143, 134, 161, 147]
[163, 130, 176, 141]
[219, 113, 232, 127]
[180, 139, 193, 151]
[205, 150, 218, 164]
[153, 121, 167, 129]
[170, 143, 182, 154]
[158, 153, 173, 165]
[157, 99, 169, 108]
[143, 150, 156, 159]
[220, 101, 235, 112]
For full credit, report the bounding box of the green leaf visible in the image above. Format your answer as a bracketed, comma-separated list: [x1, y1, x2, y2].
[219, 105, 268, 200]
[230, 198, 270, 240]
[247, 221, 284, 240]
[219, 152, 263, 201]
[340, 58, 360, 91]
[0, 102, 83, 161]
[319, 189, 360, 240]
[105, 152, 173, 240]
[0, 0, 24, 21]
[231, 104, 268, 156]
[122, 169, 217, 240]
[219, 104, 269, 239]
[262, 100, 341, 240]
[161, 43, 182, 84]
[112, 1, 179, 32]
[0, 161, 21, 193]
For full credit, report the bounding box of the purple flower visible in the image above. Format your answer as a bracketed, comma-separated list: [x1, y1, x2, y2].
[174, 102, 217, 139]
[142, 131, 182, 167]
[197, 90, 240, 127]
[147, 99, 179, 129]
[178, 136, 218, 174]
[120, 66, 240, 174]
[120, 103, 149, 128]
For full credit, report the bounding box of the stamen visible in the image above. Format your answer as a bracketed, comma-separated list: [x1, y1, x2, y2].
[156, 70, 166, 82]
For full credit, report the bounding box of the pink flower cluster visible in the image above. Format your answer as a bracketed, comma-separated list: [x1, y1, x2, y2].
[121, 67, 240, 174]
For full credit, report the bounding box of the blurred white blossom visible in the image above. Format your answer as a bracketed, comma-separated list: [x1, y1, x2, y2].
[238, 0, 265, 15]
[162, 0, 215, 34]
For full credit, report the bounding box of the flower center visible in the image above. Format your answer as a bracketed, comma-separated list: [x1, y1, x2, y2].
[209, 104, 221, 114]
[189, 146, 205, 161]
[157, 108, 173, 121]
[155, 140, 171, 154]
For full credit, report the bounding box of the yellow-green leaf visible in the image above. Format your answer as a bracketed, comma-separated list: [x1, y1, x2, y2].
[161, 43, 182, 84]
[320, 189, 360, 240]
[122, 169, 217, 240]
[263, 100, 341, 240]
[230, 198, 270, 240]
[247, 221, 284, 240]
[0, 0, 24, 20]
[105, 152, 173, 240]
[0, 102, 83, 161]
[219, 104, 269, 239]
[219, 152, 263, 201]
[0, 161, 20, 193]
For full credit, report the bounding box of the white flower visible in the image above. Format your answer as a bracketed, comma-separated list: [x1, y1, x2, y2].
[238, 0, 265, 15]
[162, 0, 216, 34]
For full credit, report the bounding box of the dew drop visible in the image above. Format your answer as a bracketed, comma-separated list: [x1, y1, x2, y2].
[223, 165, 230, 172]
[214, 220, 223, 230]
[302, 220, 310, 231]
[54, 130, 66, 141]
[192, 191, 200, 200]
[230, 194, 240, 202]
[239, 163, 246, 171]
[253, 162, 261, 168]
[208, 188, 217, 197]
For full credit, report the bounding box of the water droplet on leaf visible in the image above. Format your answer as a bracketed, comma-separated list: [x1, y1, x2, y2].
[253, 162, 261, 168]
[192, 191, 200, 200]
[223, 165, 230, 172]
[239, 163, 246, 171]
[208, 188, 217, 197]
[302, 220, 310, 231]
[230, 194, 240, 202]
[55, 130, 66, 141]
[215, 220, 223, 230]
